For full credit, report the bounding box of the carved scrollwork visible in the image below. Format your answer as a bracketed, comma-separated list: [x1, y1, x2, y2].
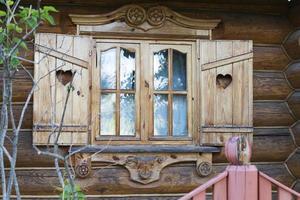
[69, 5, 221, 32]
[90, 153, 213, 184]
[147, 7, 166, 26]
[126, 5, 147, 26]
[196, 161, 212, 177]
[74, 154, 91, 178]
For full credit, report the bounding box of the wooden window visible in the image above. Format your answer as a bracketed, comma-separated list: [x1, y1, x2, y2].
[149, 44, 192, 140]
[92, 41, 194, 144]
[96, 43, 140, 140]
[33, 34, 253, 147]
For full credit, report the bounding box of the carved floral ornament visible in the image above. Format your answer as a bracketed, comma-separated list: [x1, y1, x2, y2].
[74, 152, 213, 184]
[69, 5, 221, 32]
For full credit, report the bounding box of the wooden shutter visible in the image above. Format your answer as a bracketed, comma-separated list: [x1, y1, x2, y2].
[199, 40, 253, 146]
[33, 33, 95, 145]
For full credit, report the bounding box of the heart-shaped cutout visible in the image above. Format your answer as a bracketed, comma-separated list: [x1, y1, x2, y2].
[216, 74, 232, 89]
[56, 70, 74, 86]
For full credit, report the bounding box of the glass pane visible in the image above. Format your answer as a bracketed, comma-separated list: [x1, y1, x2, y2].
[100, 48, 116, 89]
[154, 94, 168, 136]
[100, 93, 116, 135]
[154, 49, 168, 90]
[120, 93, 135, 136]
[173, 50, 187, 90]
[173, 95, 188, 136]
[120, 48, 136, 90]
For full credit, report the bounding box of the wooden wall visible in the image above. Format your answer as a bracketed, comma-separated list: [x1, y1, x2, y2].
[1, 1, 299, 198]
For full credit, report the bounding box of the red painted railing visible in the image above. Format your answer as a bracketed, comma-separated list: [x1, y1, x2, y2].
[179, 165, 300, 200]
[179, 136, 300, 200]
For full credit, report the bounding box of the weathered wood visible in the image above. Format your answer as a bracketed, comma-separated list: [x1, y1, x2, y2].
[213, 177, 227, 200]
[254, 71, 292, 100]
[212, 13, 292, 44]
[288, 91, 300, 119]
[289, 4, 300, 28]
[283, 30, 300, 60]
[0, 69, 33, 102]
[71, 145, 220, 153]
[256, 164, 295, 187]
[200, 40, 253, 145]
[286, 149, 300, 178]
[33, 33, 93, 145]
[213, 128, 295, 163]
[285, 62, 300, 89]
[4, 131, 65, 167]
[291, 122, 300, 146]
[227, 165, 258, 200]
[7, 103, 33, 130]
[253, 45, 290, 71]
[253, 102, 295, 127]
[259, 175, 272, 200]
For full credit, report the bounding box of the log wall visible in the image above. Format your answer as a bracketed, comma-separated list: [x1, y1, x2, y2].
[1, 1, 299, 198]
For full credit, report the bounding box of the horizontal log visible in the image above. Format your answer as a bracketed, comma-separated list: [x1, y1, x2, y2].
[285, 62, 300, 89]
[4, 131, 65, 167]
[71, 145, 220, 153]
[291, 122, 300, 146]
[253, 71, 292, 100]
[212, 128, 295, 163]
[286, 149, 300, 178]
[288, 91, 300, 119]
[6, 103, 33, 130]
[212, 13, 292, 44]
[0, 163, 293, 195]
[283, 29, 300, 60]
[253, 102, 295, 127]
[0, 69, 33, 102]
[253, 45, 290, 71]
[289, 4, 300, 28]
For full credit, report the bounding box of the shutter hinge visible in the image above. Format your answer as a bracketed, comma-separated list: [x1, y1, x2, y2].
[198, 126, 201, 132]
[89, 50, 93, 57]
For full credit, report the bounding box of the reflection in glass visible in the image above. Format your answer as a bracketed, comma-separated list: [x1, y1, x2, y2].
[120, 94, 135, 136]
[100, 93, 116, 135]
[120, 48, 136, 90]
[154, 94, 168, 136]
[100, 48, 116, 89]
[173, 95, 188, 136]
[173, 50, 187, 90]
[154, 49, 168, 90]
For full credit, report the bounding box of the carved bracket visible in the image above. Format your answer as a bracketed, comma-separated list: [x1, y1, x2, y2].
[87, 152, 213, 184]
[69, 5, 220, 32]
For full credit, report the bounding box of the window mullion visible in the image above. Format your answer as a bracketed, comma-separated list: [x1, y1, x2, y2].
[116, 47, 121, 136]
[168, 48, 173, 137]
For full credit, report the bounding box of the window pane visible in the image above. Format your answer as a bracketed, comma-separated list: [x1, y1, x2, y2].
[101, 48, 116, 89]
[120, 48, 136, 90]
[154, 94, 168, 136]
[173, 50, 187, 90]
[120, 93, 135, 136]
[100, 93, 116, 135]
[173, 95, 188, 136]
[154, 49, 168, 90]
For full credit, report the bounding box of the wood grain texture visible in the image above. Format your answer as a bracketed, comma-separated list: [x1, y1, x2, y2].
[253, 45, 290, 71]
[286, 149, 300, 178]
[285, 62, 300, 89]
[291, 122, 300, 146]
[288, 91, 300, 119]
[213, 128, 295, 163]
[259, 175, 272, 200]
[253, 102, 295, 127]
[253, 72, 292, 100]
[283, 30, 300, 60]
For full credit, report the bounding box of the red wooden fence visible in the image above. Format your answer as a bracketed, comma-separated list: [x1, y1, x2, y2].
[179, 136, 300, 200]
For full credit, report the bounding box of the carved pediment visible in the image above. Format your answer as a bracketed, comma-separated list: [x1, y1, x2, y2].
[69, 5, 221, 37]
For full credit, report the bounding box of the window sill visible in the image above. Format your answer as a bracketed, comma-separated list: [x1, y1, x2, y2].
[70, 144, 220, 153]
